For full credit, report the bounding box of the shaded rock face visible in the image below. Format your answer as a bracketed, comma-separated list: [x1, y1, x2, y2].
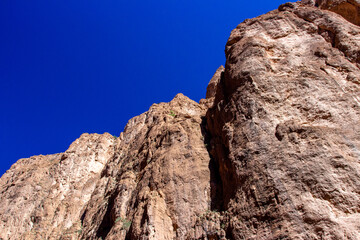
[1, 1, 360, 239]
[315, 0, 360, 26]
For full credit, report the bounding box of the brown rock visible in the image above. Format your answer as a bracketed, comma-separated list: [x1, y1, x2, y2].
[206, 65, 225, 99]
[1, 0, 360, 239]
[207, 0, 360, 238]
[79, 93, 213, 240]
[0, 133, 115, 240]
[315, 0, 360, 26]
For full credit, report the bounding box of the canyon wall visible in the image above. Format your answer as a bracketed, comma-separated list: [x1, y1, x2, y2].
[0, 0, 359, 239]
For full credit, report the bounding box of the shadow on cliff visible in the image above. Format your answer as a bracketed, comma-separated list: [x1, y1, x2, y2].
[201, 117, 224, 212]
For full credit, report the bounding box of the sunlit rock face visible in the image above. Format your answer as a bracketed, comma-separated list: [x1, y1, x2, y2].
[78, 93, 212, 240]
[0, 0, 359, 239]
[0, 133, 115, 240]
[206, 0, 360, 238]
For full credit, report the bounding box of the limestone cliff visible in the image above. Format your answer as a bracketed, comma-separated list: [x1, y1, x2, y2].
[0, 0, 359, 239]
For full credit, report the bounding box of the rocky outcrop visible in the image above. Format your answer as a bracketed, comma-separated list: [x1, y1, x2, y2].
[315, 0, 360, 26]
[0, 0, 359, 239]
[206, 0, 360, 238]
[0, 134, 115, 239]
[206, 66, 225, 99]
[0, 94, 217, 240]
[78, 94, 213, 239]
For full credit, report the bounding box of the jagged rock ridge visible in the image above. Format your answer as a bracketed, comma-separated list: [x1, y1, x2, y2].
[0, 0, 359, 239]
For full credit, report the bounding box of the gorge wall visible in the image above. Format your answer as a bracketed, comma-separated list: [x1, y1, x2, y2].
[1, 0, 359, 239]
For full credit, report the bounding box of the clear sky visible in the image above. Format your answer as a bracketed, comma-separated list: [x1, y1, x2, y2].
[0, 0, 290, 176]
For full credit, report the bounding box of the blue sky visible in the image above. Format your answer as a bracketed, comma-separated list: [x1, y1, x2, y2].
[0, 0, 290, 176]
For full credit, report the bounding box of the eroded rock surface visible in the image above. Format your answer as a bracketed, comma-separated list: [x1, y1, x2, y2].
[315, 0, 360, 26]
[78, 94, 213, 240]
[0, 133, 115, 240]
[0, 94, 215, 240]
[0, 0, 360, 239]
[206, 0, 360, 238]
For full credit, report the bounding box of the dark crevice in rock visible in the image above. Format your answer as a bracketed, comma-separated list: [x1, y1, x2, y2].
[209, 157, 224, 211]
[318, 27, 336, 47]
[80, 210, 87, 222]
[201, 117, 224, 212]
[225, 227, 234, 240]
[125, 231, 132, 240]
[203, 68, 239, 212]
[96, 191, 118, 239]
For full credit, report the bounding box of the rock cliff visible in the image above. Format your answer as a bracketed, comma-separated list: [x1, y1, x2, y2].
[0, 0, 359, 239]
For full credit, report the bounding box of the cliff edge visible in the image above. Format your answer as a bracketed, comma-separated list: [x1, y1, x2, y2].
[1, 0, 359, 239]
